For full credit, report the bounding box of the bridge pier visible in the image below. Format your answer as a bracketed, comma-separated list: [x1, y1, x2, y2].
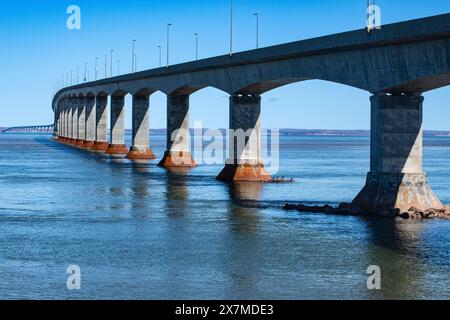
[82, 95, 96, 149]
[66, 99, 74, 144]
[158, 94, 196, 167]
[74, 96, 86, 147]
[217, 94, 271, 182]
[91, 95, 109, 152]
[351, 93, 443, 214]
[126, 94, 156, 160]
[106, 95, 128, 157]
[62, 104, 69, 143]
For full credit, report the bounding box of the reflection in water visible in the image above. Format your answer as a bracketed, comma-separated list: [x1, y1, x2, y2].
[130, 163, 151, 217]
[164, 168, 190, 219]
[227, 182, 262, 235]
[365, 218, 426, 299]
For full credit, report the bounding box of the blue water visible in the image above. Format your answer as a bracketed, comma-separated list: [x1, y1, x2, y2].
[0, 133, 450, 300]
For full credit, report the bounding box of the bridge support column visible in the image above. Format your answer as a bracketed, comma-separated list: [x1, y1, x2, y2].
[126, 94, 156, 160]
[217, 94, 271, 182]
[82, 96, 96, 149]
[66, 99, 74, 145]
[75, 96, 86, 147]
[92, 95, 109, 152]
[106, 95, 128, 157]
[62, 106, 69, 143]
[351, 93, 443, 214]
[71, 98, 79, 146]
[158, 94, 196, 167]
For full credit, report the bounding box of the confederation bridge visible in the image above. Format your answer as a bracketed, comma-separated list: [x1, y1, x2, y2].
[2, 125, 54, 134]
[52, 14, 450, 213]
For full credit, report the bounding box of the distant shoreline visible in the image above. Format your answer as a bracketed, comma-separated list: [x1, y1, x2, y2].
[2, 128, 450, 137]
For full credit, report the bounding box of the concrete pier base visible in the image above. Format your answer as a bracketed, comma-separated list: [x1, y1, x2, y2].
[351, 93, 443, 214]
[74, 139, 84, 147]
[126, 94, 156, 161]
[105, 144, 129, 156]
[159, 94, 196, 168]
[217, 94, 271, 182]
[107, 95, 126, 158]
[126, 146, 156, 160]
[158, 151, 196, 167]
[91, 141, 109, 152]
[352, 172, 443, 213]
[217, 163, 271, 182]
[81, 140, 95, 150]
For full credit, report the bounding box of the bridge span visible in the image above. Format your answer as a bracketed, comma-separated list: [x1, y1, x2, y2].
[51, 14, 450, 214]
[2, 125, 54, 134]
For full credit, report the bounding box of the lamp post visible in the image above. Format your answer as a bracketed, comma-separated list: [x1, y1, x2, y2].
[110, 49, 114, 78]
[167, 23, 172, 68]
[254, 13, 259, 49]
[132, 39, 136, 73]
[84, 62, 87, 82]
[95, 57, 98, 80]
[104, 54, 107, 78]
[76, 66, 79, 84]
[230, 0, 233, 56]
[117, 59, 120, 76]
[157, 45, 162, 68]
[194, 33, 198, 60]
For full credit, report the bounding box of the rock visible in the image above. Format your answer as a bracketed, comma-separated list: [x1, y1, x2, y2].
[398, 212, 410, 219]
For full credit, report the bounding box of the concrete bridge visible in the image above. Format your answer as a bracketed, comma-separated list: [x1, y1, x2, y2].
[52, 13, 450, 214]
[2, 125, 54, 134]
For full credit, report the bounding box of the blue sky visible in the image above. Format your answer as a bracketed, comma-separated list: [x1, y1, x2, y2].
[0, 0, 449, 129]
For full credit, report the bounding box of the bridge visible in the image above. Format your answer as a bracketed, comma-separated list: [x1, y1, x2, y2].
[2, 125, 54, 134]
[51, 13, 450, 214]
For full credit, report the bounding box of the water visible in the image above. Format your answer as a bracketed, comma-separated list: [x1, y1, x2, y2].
[0, 133, 450, 300]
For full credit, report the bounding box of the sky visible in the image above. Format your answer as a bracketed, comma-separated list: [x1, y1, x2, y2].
[0, 0, 449, 130]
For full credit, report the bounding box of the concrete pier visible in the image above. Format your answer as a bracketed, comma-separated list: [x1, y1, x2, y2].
[91, 95, 109, 152]
[82, 95, 96, 149]
[217, 94, 271, 182]
[126, 94, 156, 160]
[158, 94, 196, 167]
[66, 99, 74, 144]
[351, 93, 443, 213]
[106, 95, 128, 156]
[74, 96, 85, 147]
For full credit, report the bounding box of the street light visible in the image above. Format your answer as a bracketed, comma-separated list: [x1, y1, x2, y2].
[194, 33, 199, 60]
[230, 0, 233, 56]
[70, 69, 73, 85]
[167, 23, 172, 68]
[254, 13, 259, 49]
[132, 39, 136, 73]
[95, 57, 98, 80]
[104, 54, 107, 78]
[76, 66, 79, 84]
[84, 62, 87, 82]
[117, 59, 120, 76]
[157, 45, 162, 68]
[110, 49, 114, 78]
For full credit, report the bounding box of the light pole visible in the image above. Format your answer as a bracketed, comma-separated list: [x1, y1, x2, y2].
[157, 45, 162, 67]
[110, 49, 114, 78]
[76, 66, 79, 84]
[104, 54, 107, 78]
[132, 39, 136, 73]
[194, 33, 198, 60]
[117, 59, 120, 76]
[167, 23, 172, 68]
[95, 57, 98, 80]
[254, 13, 259, 49]
[84, 62, 87, 82]
[230, 0, 233, 56]
[70, 69, 73, 85]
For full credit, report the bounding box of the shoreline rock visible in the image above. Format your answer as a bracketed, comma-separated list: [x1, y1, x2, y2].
[282, 203, 450, 220]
